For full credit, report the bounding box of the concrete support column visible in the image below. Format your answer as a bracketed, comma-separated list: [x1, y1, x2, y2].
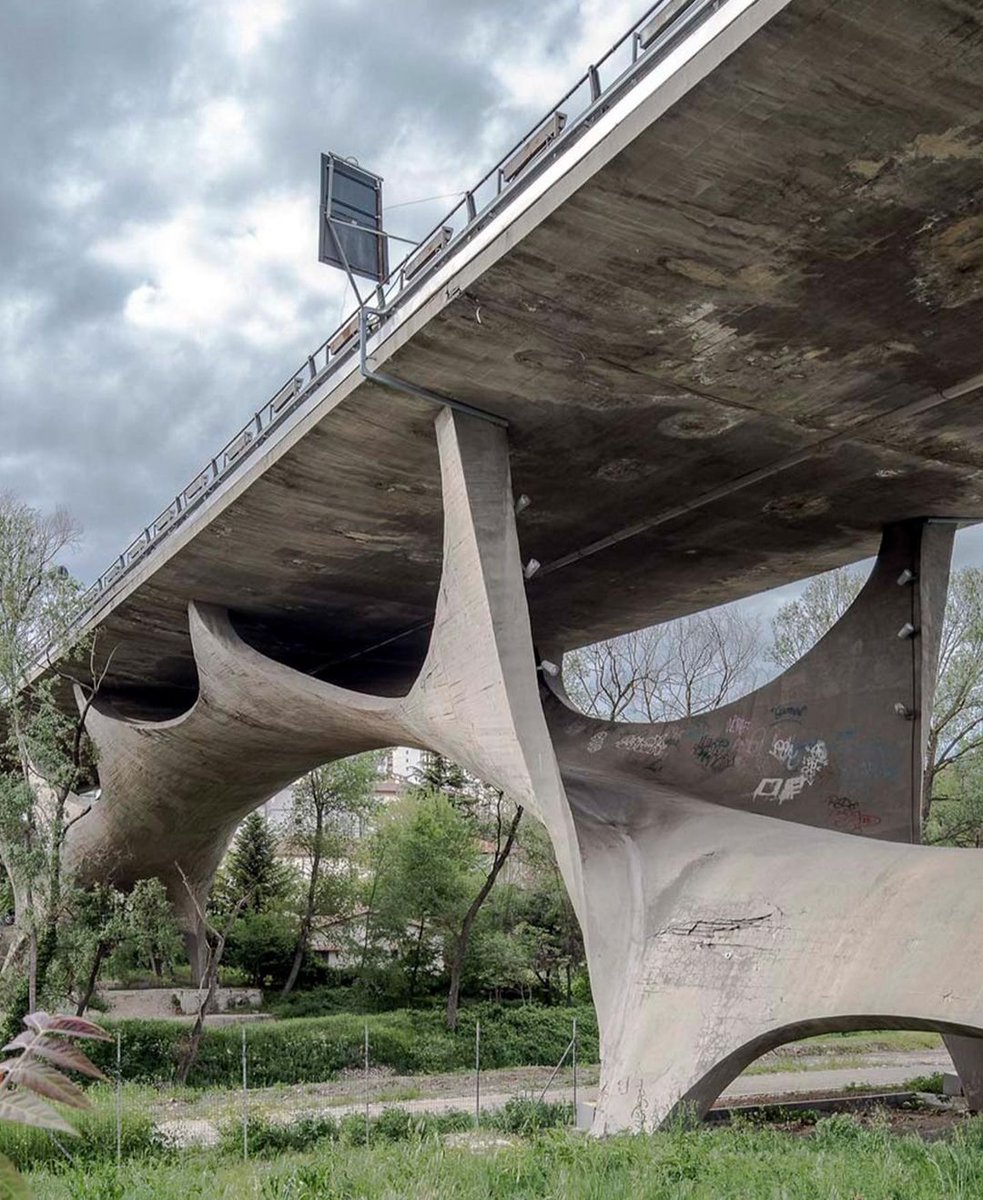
[70, 414, 983, 1134]
[944, 1035, 983, 1112]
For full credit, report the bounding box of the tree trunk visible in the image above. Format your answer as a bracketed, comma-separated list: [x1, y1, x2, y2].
[409, 918, 427, 999]
[76, 940, 108, 1016]
[445, 805, 522, 1031]
[176, 890, 248, 1085]
[282, 804, 324, 998]
[27, 926, 37, 1014]
[177, 928, 228, 1085]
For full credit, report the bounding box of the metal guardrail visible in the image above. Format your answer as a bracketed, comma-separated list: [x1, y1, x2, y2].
[35, 0, 724, 664]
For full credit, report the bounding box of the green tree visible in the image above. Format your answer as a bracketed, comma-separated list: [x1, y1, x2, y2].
[109, 877, 182, 984]
[414, 753, 468, 795]
[213, 812, 291, 915]
[925, 760, 983, 848]
[58, 883, 127, 1016]
[443, 787, 522, 1030]
[369, 791, 476, 1000]
[514, 822, 585, 1005]
[281, 752, 380, 997]
[927, 569, 983, 816]
[0, 490, 104, 1023]
[58, 878, 181, 1014]
[224, 908, 296, 988]
[767, 567, 864, 671]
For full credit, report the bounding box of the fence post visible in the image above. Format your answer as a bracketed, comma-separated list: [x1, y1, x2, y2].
[364, 1022, 370, 1149]
[241, 1024, 248, 1162]
[572, 1018, 578, 1125]
[115, 1030, 122, 1168]
[474, 1019, 481, 1128]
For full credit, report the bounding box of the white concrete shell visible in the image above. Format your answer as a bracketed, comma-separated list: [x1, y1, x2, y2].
[72, 410, 983, 1131]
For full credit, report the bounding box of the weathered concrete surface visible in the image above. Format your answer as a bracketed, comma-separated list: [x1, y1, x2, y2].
[58, 0, 983, 1135]
[546, 521, 953, 844]
[74, 404, 983, 1131]
[55, 0, 983, 715]
[943, 1036, 983, 1112]
[71, 410, 584, 965]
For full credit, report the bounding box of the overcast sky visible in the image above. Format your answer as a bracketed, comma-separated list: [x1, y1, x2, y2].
[2, 0, 980, 624]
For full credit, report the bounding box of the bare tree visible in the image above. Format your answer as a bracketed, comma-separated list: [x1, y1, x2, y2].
[563, 627, 670, 721]
[564, 607, 760, 723]
[176, 864, 251, 1085]
[660, 610, 761, 718]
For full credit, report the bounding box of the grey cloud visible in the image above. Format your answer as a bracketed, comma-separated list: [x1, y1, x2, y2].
[1, 0, 600, 583]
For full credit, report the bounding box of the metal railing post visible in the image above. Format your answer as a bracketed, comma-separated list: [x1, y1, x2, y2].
[474, 1019, 481, 1127]
[572, 1018, 578, 1124]
[364, 1022, 370, 1148]
[115, 1030, 122, 1168]
[241, 1024, 248, 1162]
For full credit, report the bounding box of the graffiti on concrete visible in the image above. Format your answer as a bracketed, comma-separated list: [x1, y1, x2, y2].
[827, 795, 882, 833]
[771, 704, 807, 723]
[754, 738, 829, 804]
[693, 734, 735, 773]
[618, 731, 678, 758]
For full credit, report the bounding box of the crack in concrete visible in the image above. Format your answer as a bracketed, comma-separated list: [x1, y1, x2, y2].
[660, 913, 774, 938]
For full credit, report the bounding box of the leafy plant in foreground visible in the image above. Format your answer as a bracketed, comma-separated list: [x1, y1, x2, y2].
[0, 1011, 109, 1195]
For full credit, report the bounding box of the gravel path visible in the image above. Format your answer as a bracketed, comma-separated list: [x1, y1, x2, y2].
[276, 1051, 953, 1122]
[152, 1048, 954, 1144]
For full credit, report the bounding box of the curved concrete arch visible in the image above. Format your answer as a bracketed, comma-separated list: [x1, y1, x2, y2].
[671, 1013, 983, 1123]
[561, 772, 983, 1130]
[69, 407, 586, 964]
[546, 518, 953, 843]
[69, 405, 983, 1133]
[525, 516, 983, 1131]
[70, 602, 401, 931]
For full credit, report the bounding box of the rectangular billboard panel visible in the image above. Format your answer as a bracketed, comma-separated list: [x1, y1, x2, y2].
[319, 154, 388, 283]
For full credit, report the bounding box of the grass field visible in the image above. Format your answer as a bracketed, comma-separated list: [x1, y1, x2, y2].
[25, 1114, 983, 1200]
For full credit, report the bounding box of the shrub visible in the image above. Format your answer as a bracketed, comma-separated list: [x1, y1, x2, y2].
[0, 1099, 158, 1172]
[811, 1112, 869, 1148]
[222, 1112, 338, 1156]
[905, 1072, 944, 1094]
[86, 1003, 597, 1087]
[490, 1097, 573, 1135]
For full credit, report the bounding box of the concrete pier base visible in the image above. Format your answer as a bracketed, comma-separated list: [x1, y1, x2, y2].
[70, 412, 983, 1133]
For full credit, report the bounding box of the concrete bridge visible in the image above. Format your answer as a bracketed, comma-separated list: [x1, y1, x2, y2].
[43, 0, 983, 1132]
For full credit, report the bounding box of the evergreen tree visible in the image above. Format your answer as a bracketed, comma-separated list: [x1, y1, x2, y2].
[214, 812, 291, 914]
[414, 753, 468, 796]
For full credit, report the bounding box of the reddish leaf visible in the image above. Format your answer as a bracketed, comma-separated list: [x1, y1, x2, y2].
[5, 1061, 87, 1109]
[28, 1037, 107, 1081]
[0, 1090, 77, 1134]
[41, 1015, 111, 1042]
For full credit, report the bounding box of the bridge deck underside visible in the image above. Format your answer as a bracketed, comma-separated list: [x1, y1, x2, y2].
[85, 0, 983, 715]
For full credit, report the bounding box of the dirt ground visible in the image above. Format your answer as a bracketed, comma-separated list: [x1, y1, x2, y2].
[147, 1045, 953, 1128]
[724, 1101, 971, 1142]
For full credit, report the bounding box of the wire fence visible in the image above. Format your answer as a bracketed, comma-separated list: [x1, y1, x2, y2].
[0, 1015, 586, 1169]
